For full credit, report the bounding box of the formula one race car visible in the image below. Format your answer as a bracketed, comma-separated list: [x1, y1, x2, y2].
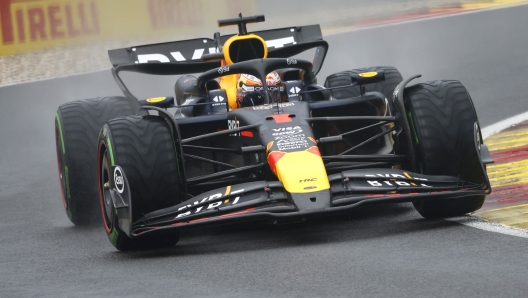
[55, 15, 493, 250]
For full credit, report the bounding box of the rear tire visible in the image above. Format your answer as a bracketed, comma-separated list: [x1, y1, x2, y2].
[98, 115, 182, 250]
[404, 80, 485, 218]
[55, 97, 143, 225]
[324, 66, 403, 100]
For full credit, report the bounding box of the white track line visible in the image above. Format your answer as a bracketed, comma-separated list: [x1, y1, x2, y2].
[446, 216, 528, 239]
[481, 111, 528, 139]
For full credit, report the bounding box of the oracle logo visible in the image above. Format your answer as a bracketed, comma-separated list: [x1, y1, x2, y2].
[135, 37, 298, 64]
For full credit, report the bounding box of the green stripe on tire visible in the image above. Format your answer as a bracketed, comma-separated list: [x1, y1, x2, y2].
[407, 111, 419, 145]
[65, 166, 71, 199]
[55, 113, 66, 154]
[106, 137, 115, 166]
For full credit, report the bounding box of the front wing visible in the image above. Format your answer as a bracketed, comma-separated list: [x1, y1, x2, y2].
[109, 167, 491, 238]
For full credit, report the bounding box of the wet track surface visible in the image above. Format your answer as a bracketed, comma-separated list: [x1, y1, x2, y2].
[1, 5, 528, 297]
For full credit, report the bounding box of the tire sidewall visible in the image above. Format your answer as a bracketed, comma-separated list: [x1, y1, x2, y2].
[404, 80, 486, 217]
[98, 125, 135, 250]
[55, 112, 69, 215]
[55, 96, 143, 225]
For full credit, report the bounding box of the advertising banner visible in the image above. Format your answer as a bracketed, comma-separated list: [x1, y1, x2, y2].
[0, 0, 255, 56]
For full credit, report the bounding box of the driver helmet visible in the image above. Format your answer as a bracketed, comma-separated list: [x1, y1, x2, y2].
[236, 71, 282, 107]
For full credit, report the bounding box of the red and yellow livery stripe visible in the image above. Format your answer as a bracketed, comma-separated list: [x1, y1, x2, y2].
[267, 146, 330, 193]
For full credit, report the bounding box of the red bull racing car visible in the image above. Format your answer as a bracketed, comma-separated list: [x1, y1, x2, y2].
[55, 15, 493, 250]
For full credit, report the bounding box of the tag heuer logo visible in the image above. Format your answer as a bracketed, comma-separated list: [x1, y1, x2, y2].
[218, 66, 229, 74]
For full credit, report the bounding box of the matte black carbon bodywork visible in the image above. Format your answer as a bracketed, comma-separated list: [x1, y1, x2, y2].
[106, 91, 491, 238]
[104, 18, 492, 239]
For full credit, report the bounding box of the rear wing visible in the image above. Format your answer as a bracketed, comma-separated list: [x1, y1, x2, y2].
[108, 25, 328, 75]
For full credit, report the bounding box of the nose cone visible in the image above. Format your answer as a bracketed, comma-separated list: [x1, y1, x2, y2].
[271, 147, 330, 193]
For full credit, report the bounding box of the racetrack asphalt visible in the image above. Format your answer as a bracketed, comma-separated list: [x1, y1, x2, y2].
[1, 4, 528, 298]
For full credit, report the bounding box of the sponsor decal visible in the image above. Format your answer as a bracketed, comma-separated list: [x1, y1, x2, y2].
[273, 134, 305, 140]
[265, 36, 295, 48]
[252, 105, 269, 110]
[365, 172, 430, 187]
[272, 126, 301, 132]
[272, 130, 302, 136]
[287, 85, 302, 98]
[366, 180, 430, 187]
[299, 178, 317, 183]
[276, 141, 309, 151]
[136, 36, 296, 64]
[136, 35, 298, 64]
[212, 95, 226, 106]
[174, 188, 244, 219]
[1, 0, 100, 46]
[227, 118, 240, 136]
[275, 137, 309, 151]
[273, 131, 303, 136]
[252, 102, 294, 110]
[0, 0, 257, 56]
[137, 47, 217, 63]
[289, 86, 301, 95]
[113, 167, 124, 194]
[359, 71, 378, 78]
[271, 126, 309, 151]
[254, 86, 283, 92]
[218, 66, 229, 74]
[303, 186, 317, 190]
[146, 97, 166, 103]
[364, 173, 428, 180]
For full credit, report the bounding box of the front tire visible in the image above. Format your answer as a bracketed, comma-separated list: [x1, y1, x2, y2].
[405, 80, 486, 218]
[98, 115, 182, 250]
[55, 96, 143, 225]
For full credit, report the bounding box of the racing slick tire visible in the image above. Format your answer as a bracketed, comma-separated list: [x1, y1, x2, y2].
[55, 96, 144, 225]
[404, 80, 486, 218]
[98, 115, 182, 250]
[324, 66, 403, 100]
